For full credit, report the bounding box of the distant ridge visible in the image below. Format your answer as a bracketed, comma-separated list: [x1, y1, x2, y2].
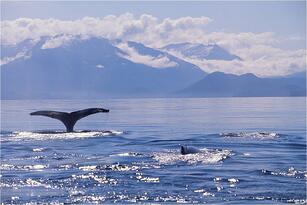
[162, 42, 241, 61]
[176, 72, 306, 97]
[1, 37, 206, 99]
[1, 37, 305, 99]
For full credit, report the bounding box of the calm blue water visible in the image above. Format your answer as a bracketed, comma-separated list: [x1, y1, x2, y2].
[1, 98, 306, 204]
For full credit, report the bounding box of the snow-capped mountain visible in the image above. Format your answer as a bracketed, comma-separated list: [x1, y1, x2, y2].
[1, 37, 206, 99]
[162, 42, 241, 61]
[1, 37, 305, 99]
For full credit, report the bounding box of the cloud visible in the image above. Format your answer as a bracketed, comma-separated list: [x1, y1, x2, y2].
[116, 43, 178, 68]
[166, 46, 306, 77]
[41, 34, 76, 49]
[1, 13, 305, 76]
[0, 51, 30, 65]
[96, 64, 104, 69]
[1, 14, 212, 47]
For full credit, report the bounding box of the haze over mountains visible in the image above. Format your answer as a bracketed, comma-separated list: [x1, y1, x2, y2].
[162, 43, 241, 61]
[1, 37, 306, 99]
[1, 37, 205, 99]
[178, 72, 306, 97]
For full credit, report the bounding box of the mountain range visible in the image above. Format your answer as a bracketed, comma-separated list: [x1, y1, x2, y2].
[1, 37, 205, 99]
[177, 72, 306, 97]
[162, 42, 241, 61]
[1, 37, 305, 99]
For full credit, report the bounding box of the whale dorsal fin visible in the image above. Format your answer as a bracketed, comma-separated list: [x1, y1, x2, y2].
[30, 108, 109, 132]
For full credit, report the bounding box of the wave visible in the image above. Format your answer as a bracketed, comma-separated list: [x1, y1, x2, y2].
[261, 167, 307, 180]
[152, 148, 232, 165]
[0, 163, 48, 171]
[1, 130, 124, 142]
[220, 132, 279, 139]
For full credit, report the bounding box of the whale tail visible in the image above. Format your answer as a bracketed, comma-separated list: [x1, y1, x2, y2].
[30, 108, 109, 132]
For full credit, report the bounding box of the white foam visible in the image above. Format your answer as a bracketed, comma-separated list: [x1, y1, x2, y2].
[116, 152, 130, 157]
[136, 172, 160, 183]
[24, 164, 47, 170]
[214, 177, 222, 182]
[0, 164, 14, 170]
[220, 132, 278, 139]
[11, 196, 19, 200]
[32, 147, 46, 152]
[193, 189, 215, 196]
[216, 186, 223, 192]
[72, 173, 117, 185]
[203, 192, 215, 197]
[105, 164, 139, 172]
[194, 189, 205, 193]
[79, 165, 97, 171]
[262, 167, 307, 179]
[112, 152, 141, 157]
[25, 178, 52, 188]
[26, 178, 43, 186]
[286, 199, 306, 204]
[228, 178, 239, 183]
[228, 178, 239, 187]
[154, 195, 190, 203]
[3, 130, 123, 142]
[152, 148, 232, 165]
[71, 195, 106, 203]
[139, 176, 160, 183]
[59, 164, 72, 170]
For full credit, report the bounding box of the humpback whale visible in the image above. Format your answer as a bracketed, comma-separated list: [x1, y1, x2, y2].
[180, 145, 200, 155]
[30, 108, 109, 132]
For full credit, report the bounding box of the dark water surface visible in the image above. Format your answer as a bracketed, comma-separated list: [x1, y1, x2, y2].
[1, 98, 306, 204]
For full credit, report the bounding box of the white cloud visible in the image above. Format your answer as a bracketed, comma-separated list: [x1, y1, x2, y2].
[116, 43, 178, 68]
[1, 13, 305, 76]
[96, 64, 104, 68]
[166, 46, 306, 77]
[41, 34, 75, 49]
[1, 14, 212, 47]
[0, 51, 29, 65]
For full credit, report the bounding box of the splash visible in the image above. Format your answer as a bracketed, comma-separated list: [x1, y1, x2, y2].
[135, 172, 160, 183]
[112, 152, 142, 157]
[1, 130, 124, 142]
[220, 132, 278, 139]
[71, 173, 117, 185]
[104, 164, 140, 172]
[152, 148, 232, 165]
[0, 164, 47, 171]
[1, 178, 53, 189]
[32, 148, 46, 152]
[194, 189, 215, 197]
[261, 167, 307, 179]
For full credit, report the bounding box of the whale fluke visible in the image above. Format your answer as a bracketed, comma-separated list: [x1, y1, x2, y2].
[30, 108, 109, 132]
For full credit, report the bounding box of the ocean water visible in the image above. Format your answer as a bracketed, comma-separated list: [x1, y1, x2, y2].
[0, 97, 306, 204]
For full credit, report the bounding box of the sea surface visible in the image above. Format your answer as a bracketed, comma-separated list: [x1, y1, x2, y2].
[1, 97, 306, 204]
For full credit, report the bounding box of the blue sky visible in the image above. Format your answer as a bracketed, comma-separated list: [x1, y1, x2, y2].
[2, 1, 305, 36]
[1, 1, 306, 76]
